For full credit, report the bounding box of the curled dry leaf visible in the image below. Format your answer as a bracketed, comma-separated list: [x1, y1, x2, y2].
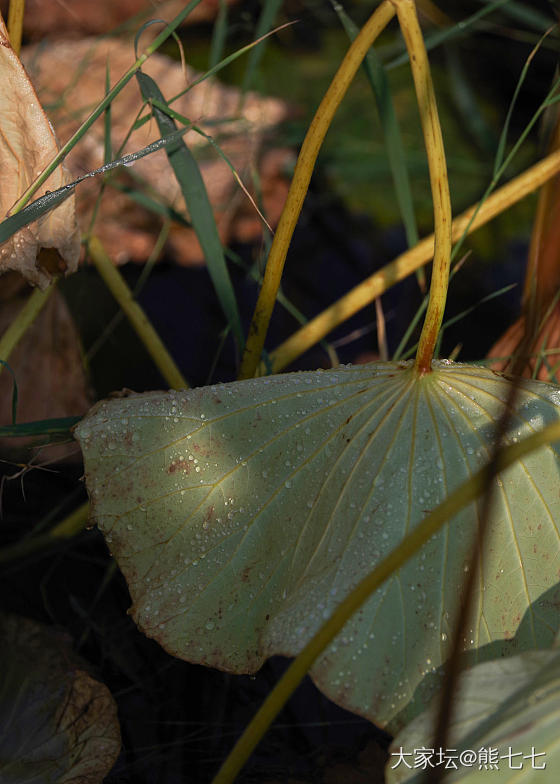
[0, 15, 80, 288]
[0, 613, 121, 784]
[487, 308, 560, 384]
[488, 120, 560, 383]
[0, 0, 240, 40]
[0, 274, 92, 461]
[23, 38, 290, 266]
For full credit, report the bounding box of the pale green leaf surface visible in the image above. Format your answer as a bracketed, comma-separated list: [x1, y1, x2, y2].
[75, 361, 560, 731]
[0, 614, 120, 784]
[387, 647, 560, 783]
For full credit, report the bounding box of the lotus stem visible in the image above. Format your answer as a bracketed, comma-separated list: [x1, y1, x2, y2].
[237, 0, 397, 380]
[7, 0, 24, 54]
[390, 0, 452, 374]
[266, 148, 560, 374]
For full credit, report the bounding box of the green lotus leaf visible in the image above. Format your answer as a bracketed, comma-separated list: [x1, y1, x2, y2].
[387, 646, 560, 783]
[0, 614, 121, 784]
[75, 360, 560, 731]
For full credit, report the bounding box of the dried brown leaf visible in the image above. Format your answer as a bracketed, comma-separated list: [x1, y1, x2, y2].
[0, 276, 91, 461]
[0, 613, 121, 784]
[0, 14, 80, 288]
[23, 37, 290, 265]
[487, 307, 560, 384]
[0, 0, 240, 39]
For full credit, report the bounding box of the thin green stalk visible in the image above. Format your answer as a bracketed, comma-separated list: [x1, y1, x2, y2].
[87, 236, 189, 390]
[209, 0, 228, 69]
[237, 0, 397, 380]
[333, 0, 421, 276]
[450, 71, 560, 267]
[211, 418, 560, 784]
[240, 0, 284, 100]
[134, 22, 296, 132]
[136, 76, 244, 350]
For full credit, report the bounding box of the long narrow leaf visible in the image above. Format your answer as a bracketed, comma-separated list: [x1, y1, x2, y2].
[333, 0, 419, 251]
[386, 0, 510, 70]
[104, 63, 112, 165]
[493, 28, 551, 176]
[136, 70, 244, 351]
[10, 0, 205, 215]
[0, 125, 195, 246]
[133, 22, 296, 133]
[0, 416, 81, 438]
[241, 0, 284, 96]
[209, 0, 229, 69]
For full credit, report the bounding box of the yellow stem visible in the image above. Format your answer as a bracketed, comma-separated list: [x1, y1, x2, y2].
[393, 0, 451, 374]
[211, 418, 560, 784]
[7, 0, 24, 54]
[267, 148, 560, 374]
[237, 0, 396, 380]
[0, 285, 54, 376]
[87, 236, 189, 390]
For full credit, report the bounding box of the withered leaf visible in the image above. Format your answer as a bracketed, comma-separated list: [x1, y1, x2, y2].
[0, 14, 80, 288]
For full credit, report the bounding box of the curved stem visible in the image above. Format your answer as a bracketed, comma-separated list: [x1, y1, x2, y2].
[237, 0, 396, 380]
[266, 148, 560, 373]
[393, 0, 452, 374]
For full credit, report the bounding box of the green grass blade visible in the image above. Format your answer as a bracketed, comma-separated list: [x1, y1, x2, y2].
[386, 0, 510, 70]
[0, 125, 196, 245]
[241, 0, 284, 96]
[136, 70, 244, 351]
[112, 182, 190, 226]
[209, 0, 229, 69]
[132, 24, 295, 134]
[333, 0, 419, 253]
[450, 71, 560, 266]
[147, 97, 272, 231]
[493, 34, 541, 176]
[0, 416, 82, 438]
[445, 43, 497, 155]
[104, 63, 112, 165]
[0, 188, 73, 244]
[403, 282, 518, 362]
[482, 0, 554, 32]
[161, 22, 295, 117]
[9, 0, 204, 215]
